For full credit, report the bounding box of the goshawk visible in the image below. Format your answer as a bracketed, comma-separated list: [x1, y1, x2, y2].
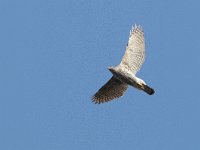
[92, 25, 155, 104]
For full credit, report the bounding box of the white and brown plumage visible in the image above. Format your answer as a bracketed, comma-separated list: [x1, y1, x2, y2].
[92, 25, 155, 104]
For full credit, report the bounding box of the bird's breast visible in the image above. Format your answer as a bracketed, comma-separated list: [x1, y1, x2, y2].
[112, 69, 137, 86]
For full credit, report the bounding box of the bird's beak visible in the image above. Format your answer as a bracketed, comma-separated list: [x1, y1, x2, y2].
[108, 67, 112, 70]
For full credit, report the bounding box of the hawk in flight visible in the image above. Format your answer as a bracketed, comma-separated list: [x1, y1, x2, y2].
[92, 25, 155, 104]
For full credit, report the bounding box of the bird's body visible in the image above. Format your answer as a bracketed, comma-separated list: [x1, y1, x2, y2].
[92, 25, 155, 104]
[108, 66, 142, 89]
[109, 66, 154, 94]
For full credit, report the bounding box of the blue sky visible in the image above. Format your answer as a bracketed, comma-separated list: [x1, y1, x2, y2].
[0, 0, 200, 149]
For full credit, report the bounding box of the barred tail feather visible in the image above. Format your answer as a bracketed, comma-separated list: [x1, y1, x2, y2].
[143, 85, 155, 95]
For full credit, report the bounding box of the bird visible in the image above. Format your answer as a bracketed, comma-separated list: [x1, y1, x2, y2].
[92, 24, 155, 104]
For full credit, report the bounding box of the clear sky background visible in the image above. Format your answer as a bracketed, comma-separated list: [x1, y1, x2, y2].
[0, 0, 200, 150]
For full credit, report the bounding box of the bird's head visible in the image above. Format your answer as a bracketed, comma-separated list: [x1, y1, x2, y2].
[108, 66, 115, 74]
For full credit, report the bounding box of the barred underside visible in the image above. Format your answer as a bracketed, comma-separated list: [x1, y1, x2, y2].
[120, 25, 145, 74]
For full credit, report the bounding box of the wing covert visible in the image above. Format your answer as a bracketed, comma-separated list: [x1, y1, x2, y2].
[92, 77, 128, 104]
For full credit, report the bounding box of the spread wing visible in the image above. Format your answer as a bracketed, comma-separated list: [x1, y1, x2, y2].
[92, 77, 128, 104]
[120, 25, 145, 74]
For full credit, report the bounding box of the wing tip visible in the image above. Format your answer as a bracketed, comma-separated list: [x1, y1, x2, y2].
[91, 95, 107, 104]
[131, 24, 143, 34]
[91, 94, 123, 104]
[91, 95, 99, 104]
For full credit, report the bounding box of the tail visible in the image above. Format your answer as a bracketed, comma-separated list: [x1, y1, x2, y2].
[143, 85, 155, 95]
